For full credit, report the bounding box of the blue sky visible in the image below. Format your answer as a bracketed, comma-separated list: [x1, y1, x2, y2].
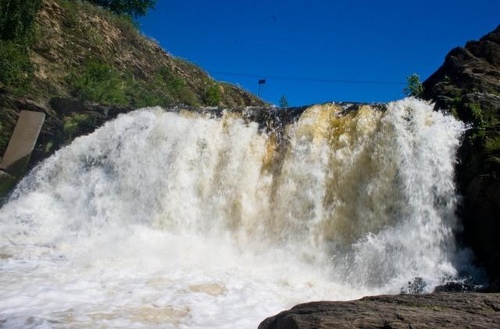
[139, 1, 499, 107]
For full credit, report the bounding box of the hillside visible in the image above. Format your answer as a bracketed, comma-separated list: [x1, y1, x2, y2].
[0, 0, 264, 167]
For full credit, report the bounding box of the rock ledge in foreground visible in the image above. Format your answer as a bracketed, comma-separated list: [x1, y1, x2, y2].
[259, 293, 500, 329]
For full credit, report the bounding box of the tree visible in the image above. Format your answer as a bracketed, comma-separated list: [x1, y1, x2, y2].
[0, 0, 41, 91]
[404, 73, 424, 98]
[279, 95, 288, 108]
[0, 0, 42, 41]
[85, 0, 157, 18]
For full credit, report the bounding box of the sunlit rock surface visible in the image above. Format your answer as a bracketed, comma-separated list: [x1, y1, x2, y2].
[259, 293, 500, 329]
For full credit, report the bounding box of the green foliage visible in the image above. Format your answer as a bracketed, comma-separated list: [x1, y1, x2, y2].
[0, 0, 42, 42]
[204, 83, 221, 106]
[404, 73, 424, 98]
[468, 102, 484, 126]
[150, 66, 198, 106]
[485, 135, 500, 155]
[67, 61, 201, 107]
[125, 73, 172, 108]
[0, 40, 35, 92]
[44, 141, 54, 154]
[466, 103, 486, 150]
[158, 66, 184, 91]
[0, 121, 9, 154]
[279, 95, 288, 108]
[0, 107, 17, 156]
[68, 61, 127, 105]
[0, 0, 41, 92]
[63, 113, 94, 140]
[83, 0, 156, 18]
[59, 0, 79, 28]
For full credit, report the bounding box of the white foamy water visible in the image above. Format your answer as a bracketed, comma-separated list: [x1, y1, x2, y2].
[0, 98, 469, 328]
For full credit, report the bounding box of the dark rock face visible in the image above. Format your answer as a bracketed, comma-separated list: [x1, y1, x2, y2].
[259, 293, 500, 329]
[465, 175, 500, 284]
[422, 26, 500, 287]
[423, 26, 500, 117]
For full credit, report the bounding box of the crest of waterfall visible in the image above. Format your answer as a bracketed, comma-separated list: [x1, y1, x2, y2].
[0, 98, 474, 328]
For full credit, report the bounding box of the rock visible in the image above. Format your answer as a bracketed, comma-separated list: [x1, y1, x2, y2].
[259, 293, 500, 329]
[49, 97, 86, 115]
[422, 25, 500, 287]
[0, 170, 16, 201]
[464, 174, 500, 284]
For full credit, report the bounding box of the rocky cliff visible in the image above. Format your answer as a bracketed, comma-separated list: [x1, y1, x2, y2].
[422, 25, 500, 287]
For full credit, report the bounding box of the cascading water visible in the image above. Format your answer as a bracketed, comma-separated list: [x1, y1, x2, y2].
[0, 98, 474, 328]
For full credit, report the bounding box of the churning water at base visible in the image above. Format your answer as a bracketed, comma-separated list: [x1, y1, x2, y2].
[0, 98, 472, 328]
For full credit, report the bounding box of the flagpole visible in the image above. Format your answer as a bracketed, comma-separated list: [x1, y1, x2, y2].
[258, 79, 266, 97]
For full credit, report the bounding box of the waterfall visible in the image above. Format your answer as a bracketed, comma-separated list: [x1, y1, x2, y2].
[0, 98, 473, 328]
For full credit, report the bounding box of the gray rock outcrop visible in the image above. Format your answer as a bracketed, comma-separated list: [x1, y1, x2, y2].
[259, 293, 500, 329]
[422, 25, 500, 287]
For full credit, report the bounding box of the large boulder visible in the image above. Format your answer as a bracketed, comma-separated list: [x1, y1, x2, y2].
[259, 293, 500, 329]
[422, 26, 500, 287]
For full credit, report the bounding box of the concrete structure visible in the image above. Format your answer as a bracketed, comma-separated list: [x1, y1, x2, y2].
[0, 111, 45, 197]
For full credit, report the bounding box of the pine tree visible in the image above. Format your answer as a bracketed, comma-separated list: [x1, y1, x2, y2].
[279, 95, 288, 108]
[404, 73, 424, 98]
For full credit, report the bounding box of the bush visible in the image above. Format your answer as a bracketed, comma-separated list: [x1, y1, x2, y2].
[68, 61, 127, 104]
[204, 83, 221, 106]
[485, 135, 500, 155]
[0, 0, 42, 42]
[0, 41, 34, 92]
[468, 102, 484, 126]
[125, 75, 172, 108]
[0, 0, 41, 92]
[158, 67, 198, 105]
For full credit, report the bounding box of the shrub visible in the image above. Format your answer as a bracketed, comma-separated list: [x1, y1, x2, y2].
[204, 83, 221, 106]
[154, 66, 198, 106]
[468, 102, 484, 126]
[0, 0, 41, 92]
[68, 60, 127, 105]
[0, 0, 42, 42]
[485, 135, 500, 155]
[0, 41, 34, 92]
[404, 73, 424, 98]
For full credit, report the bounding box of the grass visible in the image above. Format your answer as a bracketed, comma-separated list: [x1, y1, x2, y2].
[68, 60, 128, 105]
[0, 0, 40, 94]
[485, 135, 500, 154]
[63, 112, 98, 140]
[204, 83, 222, 106]
[468, 102, 484, 126]
[3, 0, 262, 111]
[0, 41, 35, 94]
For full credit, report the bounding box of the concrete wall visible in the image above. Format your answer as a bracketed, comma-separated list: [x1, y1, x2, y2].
[0, 111, 45, 198]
